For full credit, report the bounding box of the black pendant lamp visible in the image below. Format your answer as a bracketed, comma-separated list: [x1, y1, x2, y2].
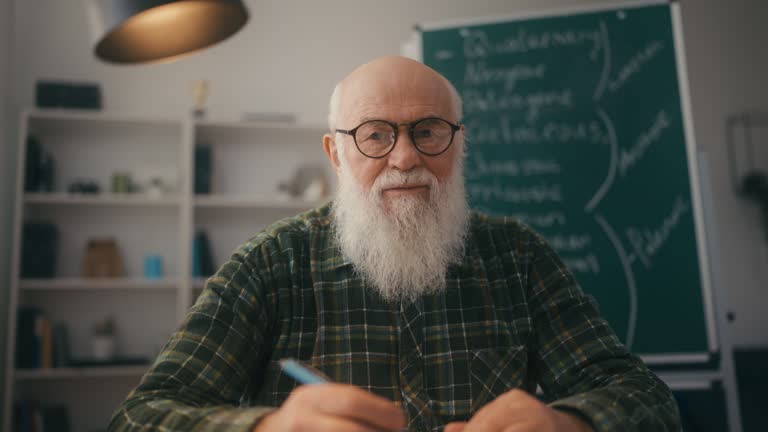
[89, 0, 249, 64]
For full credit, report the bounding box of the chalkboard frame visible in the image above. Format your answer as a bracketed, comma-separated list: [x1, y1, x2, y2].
[415, 0, 719, 364]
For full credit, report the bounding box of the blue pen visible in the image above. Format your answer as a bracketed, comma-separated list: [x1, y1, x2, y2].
[279, 359, 408, 431]
[279, 358, 330, 385]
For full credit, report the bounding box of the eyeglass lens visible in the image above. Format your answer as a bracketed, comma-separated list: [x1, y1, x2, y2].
[355, 118, 455, 157]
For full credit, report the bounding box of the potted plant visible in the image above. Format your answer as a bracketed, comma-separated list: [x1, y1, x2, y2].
[92, 317, 116, 361]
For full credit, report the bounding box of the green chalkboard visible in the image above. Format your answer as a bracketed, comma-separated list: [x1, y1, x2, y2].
[422, 2, 715, 361]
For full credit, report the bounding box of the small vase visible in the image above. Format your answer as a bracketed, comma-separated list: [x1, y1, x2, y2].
[92, 335, 116, 360]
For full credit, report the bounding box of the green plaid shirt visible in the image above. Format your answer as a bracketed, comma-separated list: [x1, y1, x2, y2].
[109, 203, 680, 431]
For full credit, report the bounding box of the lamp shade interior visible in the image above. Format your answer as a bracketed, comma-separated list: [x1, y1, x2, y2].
[94, 0, 248, 64]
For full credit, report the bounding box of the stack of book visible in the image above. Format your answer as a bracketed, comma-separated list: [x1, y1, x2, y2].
[15, 306, 69, 369]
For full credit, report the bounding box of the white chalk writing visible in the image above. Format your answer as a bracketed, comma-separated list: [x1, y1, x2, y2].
[467, 183, 562, 204]
[522, 159, 561, 176]
[541, 121, 607, 145]
[548, 233, 591, 252]
[466, 116, 606, 146]
[619, 110, 670, 176]
[609, 40, 664, 93]
[593, 21, 612, 101]
[625, 196, 690, 269]
[464, 62, 547, 91]
[585, 109, 618, 212]
[594, 213, 638, 349]
[460, 28, 602, 60]
[468, 154, 561, 178]
[463, 88, 573, 122]
[562, 254, 601, 275]
[510, 212, 567, 228]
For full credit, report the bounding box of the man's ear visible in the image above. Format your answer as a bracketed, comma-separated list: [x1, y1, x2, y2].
[323, 133, 342, 174]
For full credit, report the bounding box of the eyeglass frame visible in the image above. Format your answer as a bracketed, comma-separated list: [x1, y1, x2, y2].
[335, 117, 462, 159]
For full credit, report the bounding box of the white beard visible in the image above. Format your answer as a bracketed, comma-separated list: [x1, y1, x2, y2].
[332, 148, 470, 303]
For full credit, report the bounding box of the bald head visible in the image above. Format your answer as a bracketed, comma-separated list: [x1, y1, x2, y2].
[328, 56, 462, 131]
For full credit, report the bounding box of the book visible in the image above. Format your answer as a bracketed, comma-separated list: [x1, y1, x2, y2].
[193, 230, 215, 278]
[16, 306, 43, 369]
[53, 323, 70, 368]
[40, 318, 53, 369]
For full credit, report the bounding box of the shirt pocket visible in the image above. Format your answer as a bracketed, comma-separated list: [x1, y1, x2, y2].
[469, 345, 528, 413]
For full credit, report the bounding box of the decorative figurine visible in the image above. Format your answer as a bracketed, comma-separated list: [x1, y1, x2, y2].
[192, 79, 209, 119]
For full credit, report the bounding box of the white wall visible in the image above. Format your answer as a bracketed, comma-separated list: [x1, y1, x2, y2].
[5, 0, 768, 350]
[1, 0, 15, 416]
[679, 0, 768, 347]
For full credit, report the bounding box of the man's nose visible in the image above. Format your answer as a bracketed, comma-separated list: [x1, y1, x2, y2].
[387, 130, 422, 171]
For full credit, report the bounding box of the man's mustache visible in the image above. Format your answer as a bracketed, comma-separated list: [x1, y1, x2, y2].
[372, 168, 437, 193]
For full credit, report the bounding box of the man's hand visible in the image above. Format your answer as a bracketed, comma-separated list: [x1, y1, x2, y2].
[444, 389, 593, 432]
[252, 383, 406, 432]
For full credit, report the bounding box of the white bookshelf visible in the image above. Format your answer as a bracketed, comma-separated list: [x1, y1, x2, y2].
[2, 109, 331, 432]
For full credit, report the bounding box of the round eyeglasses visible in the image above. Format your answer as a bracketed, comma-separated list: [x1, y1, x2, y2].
[335, 117, 461, 158]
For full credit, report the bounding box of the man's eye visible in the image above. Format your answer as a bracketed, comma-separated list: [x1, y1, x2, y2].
[365, 132, 386, 141]
[414, 129, 433, 138]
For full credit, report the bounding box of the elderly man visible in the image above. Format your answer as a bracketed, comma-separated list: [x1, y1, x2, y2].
[109, 56, 681, 432]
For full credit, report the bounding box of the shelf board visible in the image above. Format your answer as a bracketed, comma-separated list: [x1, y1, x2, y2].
[20, 277, 179, 291]
[26, 108, 181, 127]
[24, 192, 181, 207]
[14, 365, 149, 380]
[194, 118, 327, 132]
[194, 194, 326, 210]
